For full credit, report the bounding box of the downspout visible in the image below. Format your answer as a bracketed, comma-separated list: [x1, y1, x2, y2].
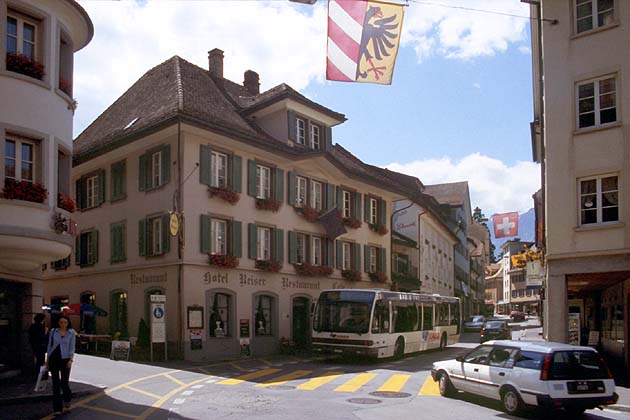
[177, 121, 183, 356]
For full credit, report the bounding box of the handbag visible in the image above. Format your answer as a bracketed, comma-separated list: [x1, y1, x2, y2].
[34, 366, 50, 392]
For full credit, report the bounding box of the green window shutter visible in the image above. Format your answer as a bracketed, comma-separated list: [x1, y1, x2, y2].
[335, 240, 342, 269]
[364, 245, 370, 272]
[336, 186, 343, 211]
[324, 126, 332, 151]
[353, 192, 362, 221]
[274, 168, 284, 202]
[110, 224, 117, 262]
[364, 195, 370, 223]
[75, 235, 81, 265]
[200, 214, 211, 254]
[138, 154, 147, 191]
[161, 213, 170, 254]
[287, 110, 297, 140]
[274, 228, 284, 263]
[138, 219, 147, 256]
[199, 145, 211, 186]
[325, 183, 335, 210]
[326, 239, 334, 267]
[231, 155, 242, 193]
[288, 231, 297, 264]
[287, 171, 296, 206]
[97, 169, 106, 205]
[248, 223, 257, 259]
[90, 231, 99, 264]
[247, 160, 256, 197]
[379, 199, 387, 226]
[231, 221, 242, 258]
[161, 145, 171, 185]
[110, 160, 126, 201]
[75, 178, 84, 210]
[352, 243, 361, 272]
[379, 247, 387, 273]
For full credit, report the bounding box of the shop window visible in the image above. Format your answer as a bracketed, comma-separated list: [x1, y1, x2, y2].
[110, 290, 128, 337]
[254, 295, 274, 336]
[209, 292, 232, 337]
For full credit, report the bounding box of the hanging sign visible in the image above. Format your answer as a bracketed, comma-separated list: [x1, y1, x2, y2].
[169, 213, 180, 237]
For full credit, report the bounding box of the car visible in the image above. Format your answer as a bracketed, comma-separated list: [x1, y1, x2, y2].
[431, 340, 618, 416]
[480, 320, 511, 343]
[464, 315, 485, 331]
[510, 310, 526, 322]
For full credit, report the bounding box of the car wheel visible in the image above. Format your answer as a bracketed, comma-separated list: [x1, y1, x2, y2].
[394, 337, 405, 359]
[438, 372, 456, 398]
[501, 387, 524, 415]
[439, 333, 447, 350]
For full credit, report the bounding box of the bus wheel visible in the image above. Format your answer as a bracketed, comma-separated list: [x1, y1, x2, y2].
[394, 337, 405, 359]
[439, 333, 447, 350]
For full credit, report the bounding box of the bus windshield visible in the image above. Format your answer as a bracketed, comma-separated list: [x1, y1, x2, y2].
[313, 291, 375, 334]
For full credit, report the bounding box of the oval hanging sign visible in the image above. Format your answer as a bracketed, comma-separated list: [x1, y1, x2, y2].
[169, 212, 179, 237]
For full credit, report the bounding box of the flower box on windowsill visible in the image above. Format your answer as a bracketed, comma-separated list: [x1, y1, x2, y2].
[341, 269, 361, 282]
[57, 192, 76, 213]
[255, 259, 282, 272]
[369, 271, 388, 283]
[208, 186, 240, 205]
[208, 254, 239, 269]
[255, 198, 281, 212]
[296, 205, 323, 222]
[293, 263, 333, 277]
[6, 53, 45, 80]
[58, 77, 72, 97]
[342, 217, 362, 229]
[368, 223, 388, 235]
[2, 179, 48, 203]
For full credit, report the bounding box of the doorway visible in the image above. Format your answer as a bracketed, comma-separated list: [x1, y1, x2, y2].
[0, 280, 26, 371]
[292, 297, 310, 348]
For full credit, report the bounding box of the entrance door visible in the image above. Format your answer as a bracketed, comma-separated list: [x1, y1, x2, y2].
[0, 281, 24, 370]
[292, 297, 310, 348]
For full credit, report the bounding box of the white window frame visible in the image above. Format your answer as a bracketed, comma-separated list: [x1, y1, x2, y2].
[576, 75, 617, 130]
[86, 175, 99, 209]
[257, 226, 271, 260]
[310, 124, 320, 150]
[342, 242, 351, 270]
[370, 198, 378, 224]
[311, 180, 322, 211]
[343, 190, 351, 218]
[256, 165, 271, 199]
[211, 219, 227, 255]
[578, 174, 619, 226]
[4, 137, 35, 183]
[152, 217, 162, 255]
[6, 13, 38, 59]
[574, 0, 615, 34]
[369, 246, 377, 273]
[296, 233, 307, 264]
[296, 118, 306, 145]
[296, 175, 307, 207]
[210, 151, 228, 188]
[312, 236, 322, 266]
[85, 231, 94, 264]
[151, 150, 162, 189]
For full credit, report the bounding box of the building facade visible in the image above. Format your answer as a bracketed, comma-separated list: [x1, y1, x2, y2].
[0, 0, 92, 372]
[484, 263, 503, 315]
[530, 1, 630, 366]
[42, 51, 424, 361]
[468, 222, 491, 315]
[499, 240, 539, 315]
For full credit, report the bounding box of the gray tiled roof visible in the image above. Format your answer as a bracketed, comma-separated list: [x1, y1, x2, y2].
[423, 181, 469, 207]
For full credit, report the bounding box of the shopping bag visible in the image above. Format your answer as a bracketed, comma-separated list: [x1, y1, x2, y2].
[34, 366, 50, 393]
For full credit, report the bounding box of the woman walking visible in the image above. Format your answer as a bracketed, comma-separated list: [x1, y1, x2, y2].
[46, 315, 76, 415]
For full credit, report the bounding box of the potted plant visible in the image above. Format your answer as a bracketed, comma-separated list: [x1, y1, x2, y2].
[208, 186, 240, 205]
[369, 271, 388, 283]
[368, 223, 388, 235]
[293, 263, 334, 277]
[341, 269, 361, 282]
[296, 205, 322, 222]
[255, 259, 281, 272]
[6, 52, 45, 80]
[208, 254, 239, 268]
[2, 179, 48, 203]
[57, 192, 76, 213]
[255, 198, 281, 212]
[339, 211, 361, 229]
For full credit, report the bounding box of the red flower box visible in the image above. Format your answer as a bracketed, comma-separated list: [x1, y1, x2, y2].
[2, 179, 47, 203]
[368, 223, 388, 236]
[255, 198, 281, 212]
[255, 259, 282, 272]
[57, 192, 76, 213]
[208, 254, 239, 269]
[369, 271, 388, 283]
[296, 205, 322, 222]
[293, 263, 333, 277]
[58, 77, 72, 97]
[343, 217, 362, 229]
[6, 53, 45, 80]
[209, 187, 240, 205]
[341, 269, 361, 282]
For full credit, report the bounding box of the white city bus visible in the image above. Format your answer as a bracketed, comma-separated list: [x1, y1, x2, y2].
[312, 289, 461, 359]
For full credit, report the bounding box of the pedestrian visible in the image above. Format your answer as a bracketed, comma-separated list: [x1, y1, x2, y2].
[28, 313, 48, 376]
[45, 315, 76, 415]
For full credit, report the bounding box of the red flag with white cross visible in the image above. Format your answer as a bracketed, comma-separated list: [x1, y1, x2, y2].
[492, 212, 519, 239]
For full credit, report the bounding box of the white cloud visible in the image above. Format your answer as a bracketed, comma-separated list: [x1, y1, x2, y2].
[518, 45, 532, 55]
[386, 153, 540, 215]
[473, 82, 481, 90]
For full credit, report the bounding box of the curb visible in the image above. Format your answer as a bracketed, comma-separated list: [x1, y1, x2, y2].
[607, 404, 630, 413]
[0, 389, 98, 406]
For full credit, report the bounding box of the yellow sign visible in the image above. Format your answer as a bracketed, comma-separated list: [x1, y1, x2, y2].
[169, 212, 179, 237]
[511, 254, 527, 268]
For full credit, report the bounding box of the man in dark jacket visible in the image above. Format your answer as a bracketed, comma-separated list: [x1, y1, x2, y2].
[28, 314, 48, 374]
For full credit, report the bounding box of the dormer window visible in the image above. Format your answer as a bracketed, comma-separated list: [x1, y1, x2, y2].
[296, 118, 306, 145]
[287, 111, 327, 151]
[310, 124, 320, 149]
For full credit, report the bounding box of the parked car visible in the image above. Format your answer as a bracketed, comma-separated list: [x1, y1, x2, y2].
[431, 340, 618, 416]
[510, 310, 526, 322]
[480, 321, 511, 343]
[464, 315, 485, 332]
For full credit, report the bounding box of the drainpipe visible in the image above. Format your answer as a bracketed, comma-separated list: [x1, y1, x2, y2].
[177, 121, 183, 357]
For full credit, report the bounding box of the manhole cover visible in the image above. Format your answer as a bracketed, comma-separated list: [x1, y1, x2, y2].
[347, 398, 382, 405]
[268, 385, 295, 390]
[369, 391, 412, 399]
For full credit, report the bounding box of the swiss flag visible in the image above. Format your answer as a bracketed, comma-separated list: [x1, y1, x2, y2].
[492, 212, 519, 239]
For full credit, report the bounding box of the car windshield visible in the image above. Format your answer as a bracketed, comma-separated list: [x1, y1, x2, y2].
[468, 316, 484, 323]
[485, 321, 506, 329]
[549, 351, 610, 380]
[313, 291, 375, 334]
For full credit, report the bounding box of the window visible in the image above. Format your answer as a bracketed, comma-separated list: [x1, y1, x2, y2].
[464, 345, 493, 364]
[312, 236, 322, 266]
[211, 151, 228, 188]
[57, 150, 71, 197]
[296, 233, 307, 264]
[311, 180, 323, 211]
[209, 292, 231, 337]
[151, 151, 162, 189]
[372, 300, 390, 333]
[514, 351, 546, 370]
[110, 222, 126, 263]
[6, 13, 37, 59]
[85, 175, 99, 209]
[110, 160, 126, 201]
[211, 219, 227, 255]
[51, 256, 70, 271]
[342, 242, 351, 270]
[76, 230, 98, 266]
[422, 304, 433, 330]
[110, 291, 128, 336]
[489, 347, 518, 368]
[139, 146, 170, 191]
[310, 124, 320, 150]
[254, 295, 274, 336]
[296, 118, 306, 145]
[150, 217, 162, 255]
[579, 175, 619, 225]
[4, 137, 35, 183]
[577, 76, 617, 129]
[393, 253, 409, 275]
[575, 0, 614, 34]
[512, 290, 518, 298]
[80, 292, 96, 333]
[139, 215, 169, 257]
[369, 246, 377, 273]
[343, 191, 351, 218]
[257, 227, 271, 260]
[368, 198, 378, 224]
[256, 165, 271, 199]
[296, 176, 307, 207]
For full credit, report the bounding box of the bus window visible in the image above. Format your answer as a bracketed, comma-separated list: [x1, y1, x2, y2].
[437, 303, 449, 326]
[394, 302, 418, 333]
[450, 303, 460, 327]
[422, 303, 433, 330]
[415, 303, 423, 331]
[372, 300, 389, 334]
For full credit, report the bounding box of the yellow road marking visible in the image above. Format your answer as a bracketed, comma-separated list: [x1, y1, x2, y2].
[216, 368, 281, 385]
[377, 374, 411, 392]
[163, 373, 186, 386]
[258, 358, 273, 366]
[77, 404, 139, 419]
[228, 362, 248, 371]
[296, 371, 344, 390]
[137, 375, 212, 420]
[195, 366, 211, 375]
[256, 370, 312, 387]
[123, 384, 163, 400]
[418, 376, 440, 396]
[334, 373, 378, 392]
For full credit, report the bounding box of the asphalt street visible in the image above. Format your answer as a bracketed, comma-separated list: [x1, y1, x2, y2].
[2, 318, 628, 420]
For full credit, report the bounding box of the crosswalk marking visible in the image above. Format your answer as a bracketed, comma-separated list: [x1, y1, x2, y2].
[122, 384, 162, 400]
[164, 374, 186, 386]
[216, 368, 281, 385]
[334, 373, 378, 392]
[296, 371, 345, 390]
[418, 376, 440, 396]
[256, 370, 312, 387]
[377, 374, 410, 392]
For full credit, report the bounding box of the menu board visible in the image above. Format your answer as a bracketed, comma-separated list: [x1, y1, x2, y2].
[568, 313, 580, 346]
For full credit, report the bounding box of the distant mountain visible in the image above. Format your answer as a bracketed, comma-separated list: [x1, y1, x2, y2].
[487, 208, 535, 258]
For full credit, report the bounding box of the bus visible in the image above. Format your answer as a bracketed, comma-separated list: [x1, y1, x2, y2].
[312, 289, 461, 359]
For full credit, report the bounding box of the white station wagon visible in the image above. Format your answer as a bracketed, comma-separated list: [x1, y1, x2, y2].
[431, 340, 618, 416]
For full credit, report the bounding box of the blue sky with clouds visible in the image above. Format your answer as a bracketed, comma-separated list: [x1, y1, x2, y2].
[74, 0, 540, 214]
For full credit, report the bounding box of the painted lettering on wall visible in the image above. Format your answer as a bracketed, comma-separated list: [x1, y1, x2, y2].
[130, 273, 167, 285]
[204, 272, 228, 285]
[281, 277, 320, 290]
[239, 273, 266, 287]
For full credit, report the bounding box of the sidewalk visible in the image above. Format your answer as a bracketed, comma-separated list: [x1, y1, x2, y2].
[0, 373, 103, 406]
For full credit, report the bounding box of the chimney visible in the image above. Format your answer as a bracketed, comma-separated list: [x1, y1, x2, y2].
[243, 70, 260, 95]
[208, 48, 224, 78]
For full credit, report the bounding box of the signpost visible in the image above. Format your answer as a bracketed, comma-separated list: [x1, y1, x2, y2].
[150, 294, 167, 362]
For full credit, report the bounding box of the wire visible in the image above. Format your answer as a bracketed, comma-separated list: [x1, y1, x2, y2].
[407, 0, 557, 23]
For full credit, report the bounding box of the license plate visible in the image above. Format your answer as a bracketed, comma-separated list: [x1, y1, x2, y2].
[577, 384, 589, 391]
[334, 349, 342, 353]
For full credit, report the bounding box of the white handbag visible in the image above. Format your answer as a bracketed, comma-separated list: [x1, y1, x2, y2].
[34, 365, 50, 393]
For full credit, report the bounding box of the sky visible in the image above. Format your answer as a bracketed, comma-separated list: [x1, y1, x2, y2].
[73, 0, 541, 215]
